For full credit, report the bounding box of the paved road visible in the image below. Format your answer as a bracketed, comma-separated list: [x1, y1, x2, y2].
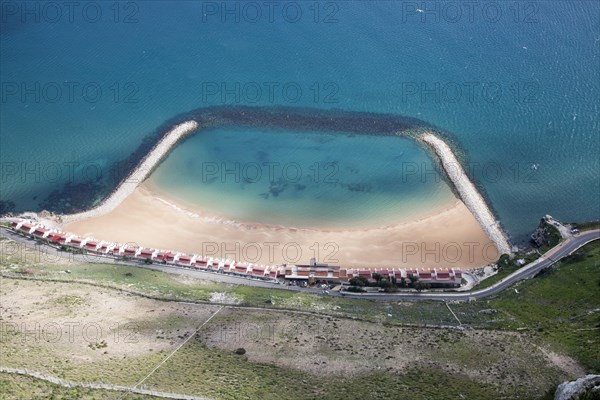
[2, 228, 599, 302]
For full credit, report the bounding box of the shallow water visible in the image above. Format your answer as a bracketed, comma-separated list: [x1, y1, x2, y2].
[148, 126, 455, 228]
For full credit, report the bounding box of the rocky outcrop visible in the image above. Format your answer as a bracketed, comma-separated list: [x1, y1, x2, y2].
[531, 217, 561, 248]
[555, 375, 600, 400]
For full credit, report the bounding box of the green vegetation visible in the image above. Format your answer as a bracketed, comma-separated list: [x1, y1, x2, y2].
[456, 241, 600, 372]
[571, 220, 600, 232]
[0, 373, 155, 400]
[59, 245, 86, 255]
[348, 273, 431, 292]
[476, 251, 540, 290]
[145, 339, 522, 400]
[531, 219, 563, 253]
[1, 234, 599, 400]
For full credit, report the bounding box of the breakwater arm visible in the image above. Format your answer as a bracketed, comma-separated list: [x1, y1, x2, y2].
[60, 120, 199, 225]
[420, 133, 512, 255]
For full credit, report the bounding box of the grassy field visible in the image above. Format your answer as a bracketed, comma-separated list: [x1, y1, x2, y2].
[0, 278, 565, 400]
[469, 241, 600, 372]
[1, 234, 599, 399]
[0, 237, 460, 327]
[0, 373, 155, 400]
[145, 340, 523, 400]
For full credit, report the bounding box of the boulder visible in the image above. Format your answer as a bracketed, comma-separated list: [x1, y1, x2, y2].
[555, 375, 600, 400]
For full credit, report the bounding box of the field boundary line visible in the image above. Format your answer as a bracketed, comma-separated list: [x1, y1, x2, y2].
[0, 366, 211, 400]
[131, 306, 224, 392]
[445, 302, 462, 326]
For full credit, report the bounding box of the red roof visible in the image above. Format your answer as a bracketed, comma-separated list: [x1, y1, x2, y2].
[140, 249, 154, 256]
[70, 238, 82, 245]
[19, 224, 33, 231]
[32, 228, 48, 236]
[85, 242, 98, 249]
[49, 234, 66, 243]
[11, 222, 18, 227]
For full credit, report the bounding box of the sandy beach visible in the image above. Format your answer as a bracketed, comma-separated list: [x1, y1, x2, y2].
[64, 184, 499, 269]
[53, 128, 504, 269]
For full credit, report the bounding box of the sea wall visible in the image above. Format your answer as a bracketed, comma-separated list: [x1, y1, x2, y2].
[60, 120, 199, 225]
[420, 133, 512, 255]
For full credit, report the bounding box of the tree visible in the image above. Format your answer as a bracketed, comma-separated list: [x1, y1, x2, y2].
[408, 274, 419, 288]
[414, 281, 431, 292]
[372, 273, 382, 283]
[379, 279, 396, 292]
[349, 276, 369, 287]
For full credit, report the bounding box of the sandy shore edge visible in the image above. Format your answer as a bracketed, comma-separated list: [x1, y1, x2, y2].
[420, 133, 511, 254]
[63, 186, 498, 268]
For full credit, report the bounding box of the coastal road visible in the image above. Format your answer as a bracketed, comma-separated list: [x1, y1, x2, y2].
[346, 229, 600, 301]
[2, 228, 599, 302]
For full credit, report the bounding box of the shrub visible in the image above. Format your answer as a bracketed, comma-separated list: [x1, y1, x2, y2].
[234, 348, 246, 355]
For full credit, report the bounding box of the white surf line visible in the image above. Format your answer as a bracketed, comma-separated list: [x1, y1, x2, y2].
[420, 133, 512, 255]
[0, 367, 211, 400]
[60, 120, 199, 225]
[445, 302, 462, 326]
[130, 306, 224, 392]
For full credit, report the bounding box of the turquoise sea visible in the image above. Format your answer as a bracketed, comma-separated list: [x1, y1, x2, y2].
[1, 1, 599, 242]
[148, 126, 454, 228]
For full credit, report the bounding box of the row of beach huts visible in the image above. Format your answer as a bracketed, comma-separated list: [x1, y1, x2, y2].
[7, 219, 463, 287]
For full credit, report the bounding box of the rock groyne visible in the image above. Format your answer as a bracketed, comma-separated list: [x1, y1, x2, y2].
[421, 133, 512, 255]
[60, 120, 199, 225]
